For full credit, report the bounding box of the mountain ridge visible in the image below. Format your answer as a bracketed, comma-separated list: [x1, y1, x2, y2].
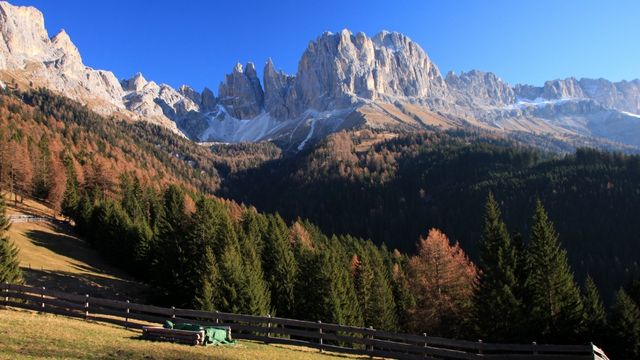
[0, 1, 639, 151]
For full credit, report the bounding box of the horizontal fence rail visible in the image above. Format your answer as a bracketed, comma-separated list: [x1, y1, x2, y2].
[0, 283, 608, 360]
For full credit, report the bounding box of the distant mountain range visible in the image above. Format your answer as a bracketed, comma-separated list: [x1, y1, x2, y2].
[1, 1, 639, 151]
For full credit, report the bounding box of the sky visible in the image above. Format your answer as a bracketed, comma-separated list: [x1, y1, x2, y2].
[11, 0, 640, 92]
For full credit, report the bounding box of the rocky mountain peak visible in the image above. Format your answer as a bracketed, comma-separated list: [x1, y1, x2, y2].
[218, 62, 265, 119]
[0, 1, 49, 67]
[263, 58, 296, 119]
[446, 70, 515, 107]
[121, 72, 148, 92]
[293, 29, 448, 116]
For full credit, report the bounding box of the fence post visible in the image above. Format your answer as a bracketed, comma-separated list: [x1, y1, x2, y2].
[423, 333, 428, 358]
[532, 341, 537, 355]
[368, 326, 374, 355]
[478, 339, 483, 355]
[84, 294, 89, 320]
[267, 314, 271, 338]
[318, 320, 323, 353]
[40, 286, 45, 310]
[3, 284, 8, 305]
[215, 310, 219, 324]
[125, 300, 130, 330]
[171, 306, 176, 319]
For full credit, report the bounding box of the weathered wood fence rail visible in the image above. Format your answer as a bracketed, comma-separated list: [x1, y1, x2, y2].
[0, 283, 609, 360]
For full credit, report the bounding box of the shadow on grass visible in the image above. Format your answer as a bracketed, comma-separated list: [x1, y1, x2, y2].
[22, 268, 148, 302]
[18, 223, 148, 302]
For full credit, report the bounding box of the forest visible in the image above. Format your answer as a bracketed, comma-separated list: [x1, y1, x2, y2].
[0, 89, 639, 359]
[223, 130, 640, 300]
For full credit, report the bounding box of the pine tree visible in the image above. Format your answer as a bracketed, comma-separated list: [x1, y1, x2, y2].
[607, 289, 640, 360]
[193, 247, 219, 311]
[263, 214, 297, 317]
[0, 196, 22, 284]
[238, 210, 271, 315]
[150, 185, 189, 305]
[355, 242, 397, 331]
[524, 199, 584, 342]
[473, 193, 523, 341]
[582, 275, 607, 344]
[217, 222, 246, 314]
[389, 253, 416, 332]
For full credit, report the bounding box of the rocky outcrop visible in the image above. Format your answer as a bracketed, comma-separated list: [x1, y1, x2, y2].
[579, 78, 640, 114]
[290, 29, 448, 116]
[514, 77, 640, 114]
[122, 73, 199, 121]
[446, 70, 515, 108]
[218, 62, 264, 119]
[2, 0, 640, 151]
[263, 58, 295, 119]
[0, 1, 127, 114]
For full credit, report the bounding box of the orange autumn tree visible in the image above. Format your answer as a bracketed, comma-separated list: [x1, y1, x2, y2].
[408, 228, 477, 337]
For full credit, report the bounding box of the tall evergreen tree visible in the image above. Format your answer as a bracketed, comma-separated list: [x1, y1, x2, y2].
[263, 214, 297, 317]
[0, 196, 22, 284]
[607, 289, 640, 360]
[60, 153, 79, 219]
[150, 185, 190, 305]
[217, 220, 246, 314]
[582, 275, 607, 344]
[238, 210, 271, 315]
[524, 199, 584, 342]
[192, 247, 219, 311]
[355, 242, 397, 331]
[473, 193, 523, 341]
[389, 254, 416, 332]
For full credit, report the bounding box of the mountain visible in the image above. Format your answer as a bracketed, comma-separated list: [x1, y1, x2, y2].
[1, 1, 639, 152]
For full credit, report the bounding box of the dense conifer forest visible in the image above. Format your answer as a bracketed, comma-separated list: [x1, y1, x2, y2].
[1, 89, 639, 358]
[223, 130, 640, 300]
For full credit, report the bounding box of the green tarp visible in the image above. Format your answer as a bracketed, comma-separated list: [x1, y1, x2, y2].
[164, 320, 235, 345]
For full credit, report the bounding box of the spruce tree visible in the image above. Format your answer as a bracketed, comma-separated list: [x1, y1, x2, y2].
[582, 275, 607, 344]
[238, 211, 271, 315]
[0, 196, 22, 284]
[151, 185, 189, 304]
[607, 289, 640, 360]
[193, 247, 219, 311]
[473, 193, 522, 341]
[60, 155, 79, 220]
[524, 199, 584, 342]
[263, 214, 297, 317]
[217, 223, 246, 314]
[357, 242, 397, 331]
[329, 237, 363, 327]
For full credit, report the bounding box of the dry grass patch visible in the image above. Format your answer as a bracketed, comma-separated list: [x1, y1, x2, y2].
[0, 309, 354, 360]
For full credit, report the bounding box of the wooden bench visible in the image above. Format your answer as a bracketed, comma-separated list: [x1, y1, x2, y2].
[142, 326, 205, 346]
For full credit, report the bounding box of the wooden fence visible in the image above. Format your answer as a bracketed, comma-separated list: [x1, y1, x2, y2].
[0, 283, 609, 360]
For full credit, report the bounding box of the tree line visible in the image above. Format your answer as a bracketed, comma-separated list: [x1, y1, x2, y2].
[223, 130, 640, 300]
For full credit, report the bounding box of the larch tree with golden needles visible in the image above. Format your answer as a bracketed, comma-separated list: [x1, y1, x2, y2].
[408, 228, 476, 336]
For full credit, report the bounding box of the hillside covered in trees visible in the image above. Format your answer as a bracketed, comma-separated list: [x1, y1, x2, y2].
[1, 88, 639, 358]
[222, 130, 640, 299]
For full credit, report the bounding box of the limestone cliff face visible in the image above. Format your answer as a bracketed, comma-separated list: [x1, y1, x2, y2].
[286, 29, 448, 116]
[218, 62, 264, 119]
[0, 1, 126, 113]
[446, 70, 515, 108]
[263, 58, 295, 119]
[2, 0, 640, 150]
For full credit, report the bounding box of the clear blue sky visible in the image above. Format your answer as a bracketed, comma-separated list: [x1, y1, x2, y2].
[11, 0, 640, 92]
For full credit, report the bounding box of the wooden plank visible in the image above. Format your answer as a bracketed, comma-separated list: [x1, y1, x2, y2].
[128, 303, 174, 317]
[43, 289, 88, 303]
[87, 297, 129, 310]
[483, 355, 594, 360]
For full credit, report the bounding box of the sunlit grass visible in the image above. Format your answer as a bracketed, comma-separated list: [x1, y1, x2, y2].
[0, 309, 352, 360]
